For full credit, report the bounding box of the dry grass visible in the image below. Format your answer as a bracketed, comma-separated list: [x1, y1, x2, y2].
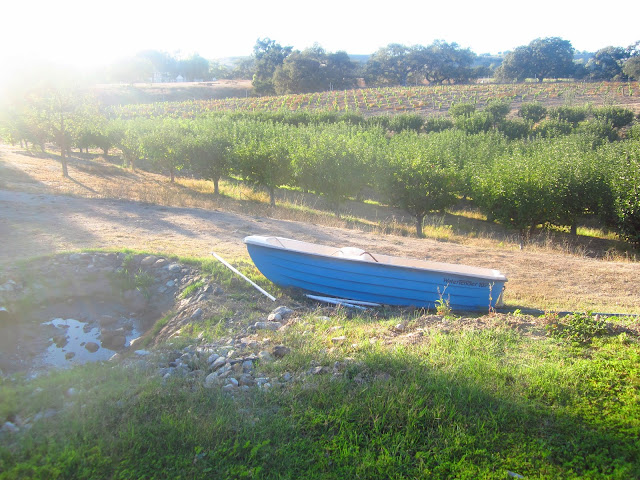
[1, 143, 639, 314]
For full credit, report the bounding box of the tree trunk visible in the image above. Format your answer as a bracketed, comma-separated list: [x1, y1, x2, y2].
[60, 148, 69, 178]
[570, 223, 577, 236]
[416, 214, 425, 238]
[269, 186, 276, 207]
[213, 177, 220, 196]
[103, 148, 109, 157]
[519, 229, 526, 250]
[170, 168, 175, 183]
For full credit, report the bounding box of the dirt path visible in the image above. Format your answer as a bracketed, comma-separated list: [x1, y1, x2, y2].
[1, 145, 639, 314]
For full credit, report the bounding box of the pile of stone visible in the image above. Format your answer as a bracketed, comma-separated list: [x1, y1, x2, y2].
[155, 306, 297, 392]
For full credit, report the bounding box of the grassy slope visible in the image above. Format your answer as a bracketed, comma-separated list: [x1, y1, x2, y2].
[0, 258, 639, 479]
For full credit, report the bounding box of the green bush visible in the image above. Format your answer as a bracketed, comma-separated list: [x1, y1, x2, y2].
[365, 115, 392, 130]
[388, 113, 425, 133]
[518, 102, 547, 123]
[549, 106, 588, 126]
[448, 102, 476, 118]
[423, 116, 454, 133]
[497, 118, 531, 140]
[546, 312, 610, 344]
[628, 124, 640, 140]
[484, 99, 511, 123]
[576, 119, 619, 147]
[607, 141, 640, 246]
[455, 112, 493, 134]
[592, 106, 635, 128]
[533, 118, 573, 138]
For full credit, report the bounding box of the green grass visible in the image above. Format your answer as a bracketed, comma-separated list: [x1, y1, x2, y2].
[179, 280, 205, 299]
[1, 309, 638, 479]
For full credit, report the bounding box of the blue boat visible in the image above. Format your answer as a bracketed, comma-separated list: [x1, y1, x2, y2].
[244, 236, 507, 311]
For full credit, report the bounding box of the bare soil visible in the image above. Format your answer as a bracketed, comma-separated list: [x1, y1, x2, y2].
[1, 144, 639, 314]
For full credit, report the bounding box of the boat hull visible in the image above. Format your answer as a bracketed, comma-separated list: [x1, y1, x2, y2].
[244, 236, 506, 311]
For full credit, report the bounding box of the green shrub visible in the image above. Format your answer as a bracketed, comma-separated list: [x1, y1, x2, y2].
[592, 106, 635, 128]
[455, 112, 493, 134]
[549, 106, 588, 126]
[608, 142, 640, 246]
[365, 115, 391, 130]
[448, 102, 476, 118]
[533, 118, 573, 138]
[628, 124, 640, 140]
[497, 118, 531, 140]
[423, 116, 454, 133]
[389, 113, 425, 133]
[518, 102, 547, 123]
[484, 99, 511, 123]
[546, 312, 609, 344]
[576, 119, 619, 147]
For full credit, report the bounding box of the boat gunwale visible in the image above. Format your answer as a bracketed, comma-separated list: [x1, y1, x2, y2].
[244, 235, 507, 283]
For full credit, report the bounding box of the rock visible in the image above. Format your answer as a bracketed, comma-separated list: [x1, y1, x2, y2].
[123, 289, 147, 311]
[272, 345, 291, 358]
[210, 356, 227, 371]
[68, 253, 85, 262]
[166, 280, 175, 287]
[258, 351, 273, 362]
[2, 422, 19, 434]
[134, 350, 151, 356]
[65, 388, 77, 398]
[255, 377, 270, 386]
[190, 308, 203, 320]
[166, 263, 182, 273]
[331, 336, 347, 344]
[99, 315, 118, 327]
[100, 329, 127, 350]
[154, 258, 168, 268]
[228, 377, 239, 387]
[328, 326, 344, 333]
[282, 372, 293, 382]
[242, 360, 254, 373]
[187, 370, 205, 380]
[239, 374, 255, 386]
[129, 336, 144, 349]
[204, 372, 221, 388]
[52, 334, 68, 348]
[310, 366, 328, 375]
[212, 286, 224, 296]
[222, 384, 237, 392]
[65, 352, 75, 360]
[0, 280, 17, 292]
[272, 306, 293, 317]
[140, 255, 158, 266]
[253, 322, 282, 331]
[207, 353, 220, 365]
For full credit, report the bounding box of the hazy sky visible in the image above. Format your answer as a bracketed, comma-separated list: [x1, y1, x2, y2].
[3, 0, 639, 69]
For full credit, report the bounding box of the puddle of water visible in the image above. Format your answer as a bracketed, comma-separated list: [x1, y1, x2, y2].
[39, 318, 142, 369]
